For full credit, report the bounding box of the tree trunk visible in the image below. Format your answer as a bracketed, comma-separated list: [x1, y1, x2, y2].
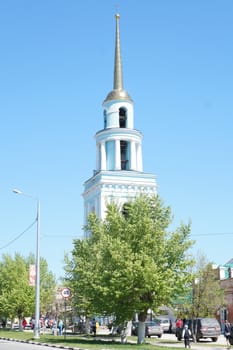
[18, 317, 23, 332]
[121, 328, 127, 343]
[137, 321, 146, 344]
[125, 320, 132, 336]
[85, 318, 91, 334]
[137, 311, 147, 344]
[120, 321, 132, 343]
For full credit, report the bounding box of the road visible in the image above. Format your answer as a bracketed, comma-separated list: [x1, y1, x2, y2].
[0, 339, 62, 350]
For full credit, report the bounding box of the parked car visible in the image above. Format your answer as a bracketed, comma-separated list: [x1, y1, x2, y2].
[156, 317, 171, 333]
[132, 320, 163, 338]
[229, 326, 233, 345]
[146, 320, 163, 338]
[176, 318, 221, 342]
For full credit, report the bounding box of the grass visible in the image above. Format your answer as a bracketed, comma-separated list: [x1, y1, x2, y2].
[0, 329, 182, 350]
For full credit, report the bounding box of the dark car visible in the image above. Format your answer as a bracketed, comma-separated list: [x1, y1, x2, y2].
[229, 326, 233, 345]
[176, 318, 221, 342]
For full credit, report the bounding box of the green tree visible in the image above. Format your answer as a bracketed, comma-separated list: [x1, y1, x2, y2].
[0, 253, 56, 330]
[174, 254, 224, 342]
[192, 255, 224, 318]
[65, 195, 195, 343]
[39, 257, 57, 316]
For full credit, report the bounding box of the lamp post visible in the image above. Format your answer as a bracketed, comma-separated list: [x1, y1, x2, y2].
[13, 188, 40, 339]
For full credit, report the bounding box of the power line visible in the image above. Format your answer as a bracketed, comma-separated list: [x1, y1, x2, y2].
[42, 232, 233, 238]
[1, 226, 231, 250]
[44, 232, 233, 238]
[0, 219, 37, 250]
[191, 232, 233, 237]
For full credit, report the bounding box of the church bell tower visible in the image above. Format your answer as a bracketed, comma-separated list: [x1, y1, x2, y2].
[83, 14, 157, 224]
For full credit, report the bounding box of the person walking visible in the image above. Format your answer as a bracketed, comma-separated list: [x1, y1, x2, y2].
[58, 319, 64, 335]
[182, 324, 191, 348]
[91, 318, 96, 336]
[176, 318, 183, 340]
[224, 320, 231, 349]
[22, 318, 27, 329]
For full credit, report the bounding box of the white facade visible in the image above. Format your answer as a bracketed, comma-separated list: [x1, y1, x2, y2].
[83, 14, 157, 225]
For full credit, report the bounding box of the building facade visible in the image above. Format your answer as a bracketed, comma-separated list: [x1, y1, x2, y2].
[83, 14, 157, 226]
[215, 259, 233, 327]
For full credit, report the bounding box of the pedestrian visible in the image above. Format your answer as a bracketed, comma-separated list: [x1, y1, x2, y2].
[182, 324, 191, 348]
[224, 320, 231, 349]
[176, 318, 183, 340]
[91, 318, 96, 336]
[22, 318, 27, 329]
[176, 318, 183, 329]
[58, 319, 64, 335]
[30, 317, 35, 330]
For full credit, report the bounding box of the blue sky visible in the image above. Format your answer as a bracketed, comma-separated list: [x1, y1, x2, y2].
[0, 0, 232, 279]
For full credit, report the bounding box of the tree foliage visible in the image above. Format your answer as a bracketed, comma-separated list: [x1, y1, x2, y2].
[0, 253, 56, 327]
[192, 255, 224, 318]
[65, 195, 195, 342]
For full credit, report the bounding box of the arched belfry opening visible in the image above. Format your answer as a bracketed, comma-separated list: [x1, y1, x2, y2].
[120, 140, 129, 170]
[104, 110, 107, 128]
[119, 107, 127, 128]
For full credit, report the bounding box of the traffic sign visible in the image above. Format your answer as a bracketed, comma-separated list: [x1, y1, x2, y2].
[61, 287, 71, 299]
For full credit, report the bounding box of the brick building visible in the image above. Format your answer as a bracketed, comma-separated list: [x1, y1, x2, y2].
[215, 259, 233, 328]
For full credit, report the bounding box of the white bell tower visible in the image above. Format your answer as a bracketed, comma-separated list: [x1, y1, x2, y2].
[83, 14, 157, 225]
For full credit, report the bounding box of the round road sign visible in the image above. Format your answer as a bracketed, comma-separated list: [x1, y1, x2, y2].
[61, 287, 71, 298]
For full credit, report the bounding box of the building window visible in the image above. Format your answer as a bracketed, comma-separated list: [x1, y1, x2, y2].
[120, 140, 128, 170]
[104, 110, 107, 128]
[119, 107, 127, 128]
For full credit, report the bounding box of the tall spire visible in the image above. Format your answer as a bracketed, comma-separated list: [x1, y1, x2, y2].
[104, 13, 132, 103]
[114, 13, 123, 90]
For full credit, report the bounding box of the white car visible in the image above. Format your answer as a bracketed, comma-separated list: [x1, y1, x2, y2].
[157, 318, 171, 333]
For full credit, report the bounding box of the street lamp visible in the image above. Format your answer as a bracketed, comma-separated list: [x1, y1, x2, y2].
[13, 188, 40, 339]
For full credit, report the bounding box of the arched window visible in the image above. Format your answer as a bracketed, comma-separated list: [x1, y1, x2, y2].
[120, 140, 129, 170]
[104, 110, 107, 128]
[119, 107, 127, 128]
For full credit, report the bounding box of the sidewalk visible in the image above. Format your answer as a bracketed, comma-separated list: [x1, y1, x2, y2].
[153, 333, 228, 350]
